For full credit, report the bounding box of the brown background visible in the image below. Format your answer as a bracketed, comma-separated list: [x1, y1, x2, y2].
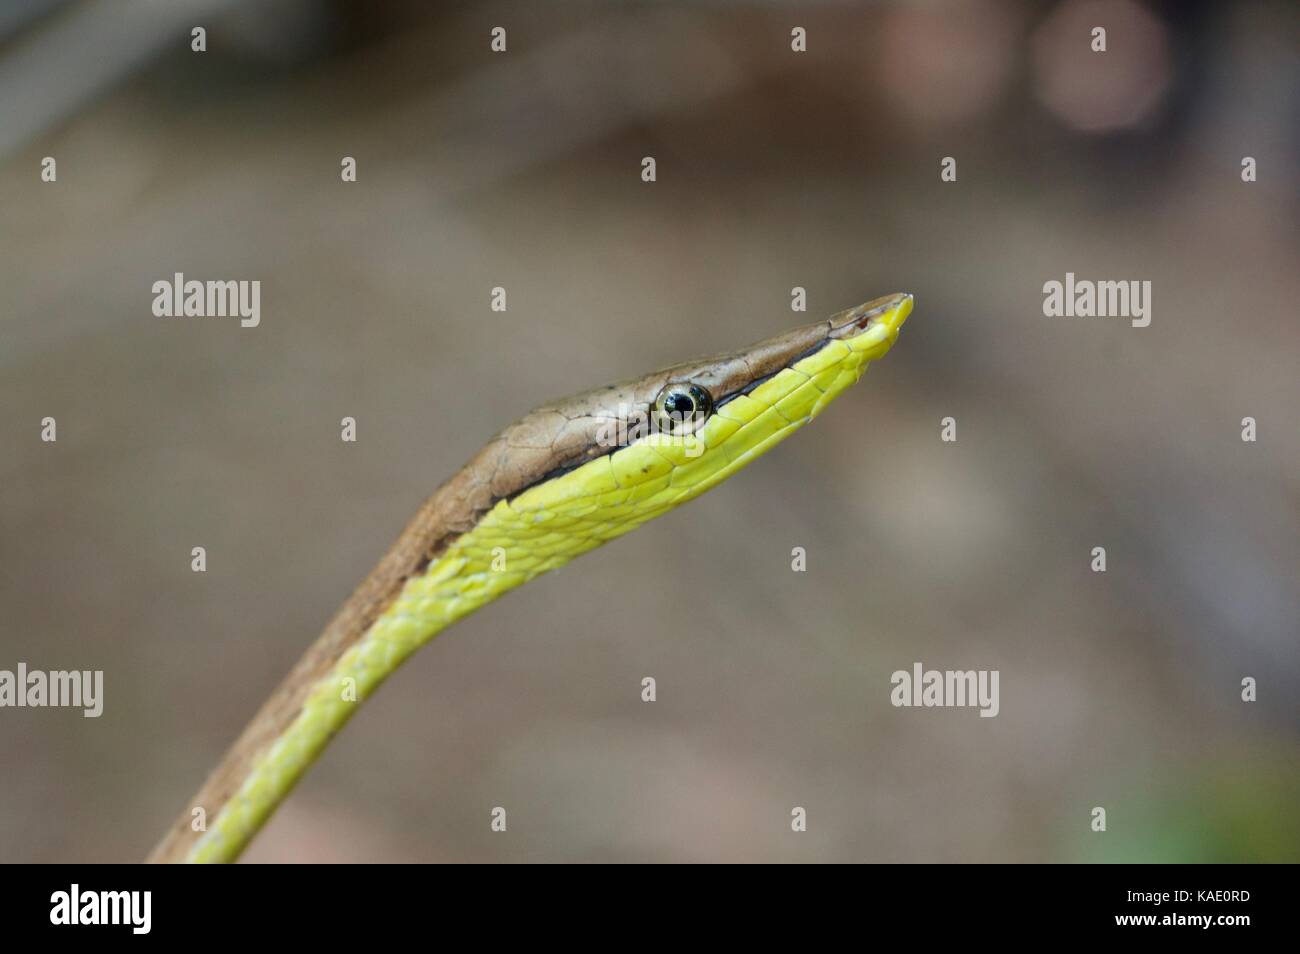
[1, 0, 1296, 862]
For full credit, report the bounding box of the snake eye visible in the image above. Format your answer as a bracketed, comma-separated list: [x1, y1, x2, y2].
[653, 383, 713, 432]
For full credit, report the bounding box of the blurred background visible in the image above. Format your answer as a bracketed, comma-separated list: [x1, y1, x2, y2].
[1, 0, 1296, 863]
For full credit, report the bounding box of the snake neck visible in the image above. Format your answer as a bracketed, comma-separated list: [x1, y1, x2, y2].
[146, 477, 510, 863]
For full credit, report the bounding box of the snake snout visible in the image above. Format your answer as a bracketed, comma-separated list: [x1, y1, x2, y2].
[832, 292, 913, 339]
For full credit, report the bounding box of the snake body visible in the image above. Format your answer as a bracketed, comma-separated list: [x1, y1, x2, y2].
[149, 292, 913, 862]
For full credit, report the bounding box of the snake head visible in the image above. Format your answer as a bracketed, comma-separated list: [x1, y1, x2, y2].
[475, 293, 914, 510]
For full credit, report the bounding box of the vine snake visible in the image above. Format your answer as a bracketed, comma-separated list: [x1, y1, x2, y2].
[148, 292, 914, 862]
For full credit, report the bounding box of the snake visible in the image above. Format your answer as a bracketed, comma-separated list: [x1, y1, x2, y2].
[147, 292, 914, 862]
